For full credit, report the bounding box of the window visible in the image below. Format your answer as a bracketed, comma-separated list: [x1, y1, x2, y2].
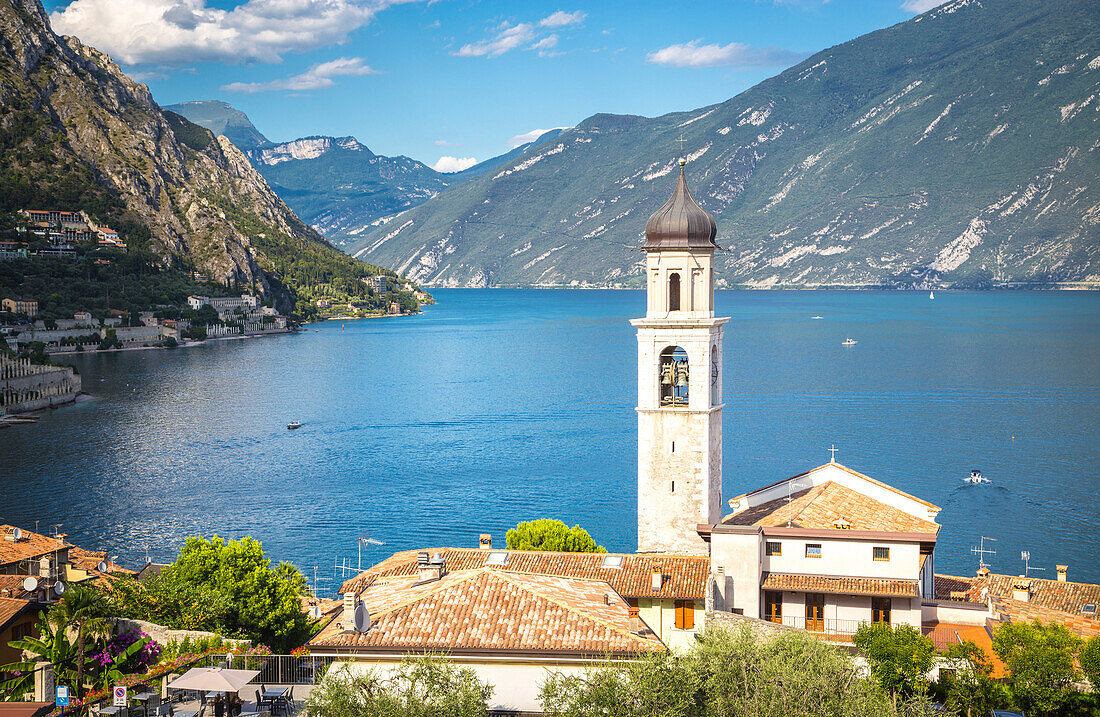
[675, 600, 695, 630]
[659, 346, 689, 406]
[484, 552, 509, 566]
[765, 541, 782, 556]
[710, 345, 720, 406]
[764, 591, 783, 623]
[872, 597, 891, 624]
[805, 543, 822, 558]
[805, 593, 826, 632]
[668, 273, 681, 311]
[731, 607, 744, 615]
[873, 546, 890, 562]
[600, 555, 623, 569]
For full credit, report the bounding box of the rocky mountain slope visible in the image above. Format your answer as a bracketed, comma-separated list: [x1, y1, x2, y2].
[163, 100, 270, 150]
[166, 101, 569, 248]
[0, 0, 403, 315]
[349, 0, 1099, 289]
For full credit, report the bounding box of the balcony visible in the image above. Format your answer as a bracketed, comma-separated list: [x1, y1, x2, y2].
[764, 616, 968, 649]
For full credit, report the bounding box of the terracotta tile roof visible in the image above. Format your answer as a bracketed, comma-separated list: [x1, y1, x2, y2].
[0, 575, 36, 600]
[67, 547, 135, 587]
[934, 572, 1100, 639]
[0, 596, 32, 629]
[340, 548, 709, 600]
[312, 568, 665, 656]
[723, 481, 940, 535]
[761, 572, 920, 598]
[0, 526, 70, 568]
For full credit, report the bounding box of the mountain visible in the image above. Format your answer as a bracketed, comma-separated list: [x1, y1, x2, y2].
[348, 0, 1100, 289]
[165, 101, 573, 248]
[163, 100, 270, 150]
[0, 0, 410, 318]
[242, 136, 452, 246]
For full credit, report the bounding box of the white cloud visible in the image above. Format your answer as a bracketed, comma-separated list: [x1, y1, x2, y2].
[530, 35, 558, 50]
[646, 40, 805, 69]
[508, 127, 570, 148]
[454, 22, 536, 57]
[432, 156, 478, 172]
[221, 57, 378, 93]
[900, 0, 949, 11]
[49, 0, 415, 66]
[434, 139, 460, 147]
[539, 10, 585, 27]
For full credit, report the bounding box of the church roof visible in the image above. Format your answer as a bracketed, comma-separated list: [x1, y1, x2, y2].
[643, 162, 718, 251]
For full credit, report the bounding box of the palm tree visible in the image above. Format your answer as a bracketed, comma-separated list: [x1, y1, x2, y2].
[48, 585, 112, 698]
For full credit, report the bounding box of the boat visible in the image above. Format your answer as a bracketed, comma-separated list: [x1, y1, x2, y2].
[287, 421, 302, 430]
[929, 290, 935, 299]
[842, 338, 858, 346]
[964, 469, 990, 485]
[811, 315, 823, 320]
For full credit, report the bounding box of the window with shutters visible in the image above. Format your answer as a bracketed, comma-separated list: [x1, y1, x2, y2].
[674, 600, 695, 630]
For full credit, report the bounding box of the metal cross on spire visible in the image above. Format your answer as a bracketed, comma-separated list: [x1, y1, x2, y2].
[677, 134, 686, 159]
[828, 444, 838, 463]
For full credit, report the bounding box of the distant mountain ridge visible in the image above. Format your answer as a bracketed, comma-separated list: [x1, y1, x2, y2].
[165, 101, 567, 247]
[347, 0, 1100, 289]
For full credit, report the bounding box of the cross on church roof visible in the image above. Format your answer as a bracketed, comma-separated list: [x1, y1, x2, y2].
[828, 444, 838, 463]
[677, 134, 686, 158]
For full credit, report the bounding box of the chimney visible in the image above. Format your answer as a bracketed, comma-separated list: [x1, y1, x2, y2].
[1012, 578, 1032, 603]
[417, 551, 445, 583]
[651, 566, 663, 592]
[628, 606, 645, 634]
[1057, 565, 1068, 582]
[479, 534, 492, 550]
[977, 566, 990, 577]
[341, 593, 359, 630]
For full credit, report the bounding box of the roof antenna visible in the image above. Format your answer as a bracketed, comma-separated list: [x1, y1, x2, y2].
[970, 536, 997, 571]
[1020, 551, 1045, 578]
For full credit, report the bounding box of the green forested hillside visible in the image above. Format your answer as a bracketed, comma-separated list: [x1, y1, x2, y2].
[349, 0, 1099, 289]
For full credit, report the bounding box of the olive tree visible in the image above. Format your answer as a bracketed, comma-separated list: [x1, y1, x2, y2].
[853, 622, 935, 702]
[992, 620, 1081, 716]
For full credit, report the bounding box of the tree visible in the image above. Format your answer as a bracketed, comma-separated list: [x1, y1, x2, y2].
[853, 622, 935, 703]
[0, 611, 77, 699]
[992, 620, 1081, 716]
[47, 585, 112, 698]
[305, 655, 492, 717]
[505, 519, 607, 553]
[539, 626, 896, 717]
[1081, 635, 1100, 693]
[935, 641, 1007, 717]
[275, 561, 312, 597]
[169, 536, 311, 652]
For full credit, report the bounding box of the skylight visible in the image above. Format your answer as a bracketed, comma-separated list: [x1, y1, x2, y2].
[1082, 603, 1097, 615]
[601, 555, 624, 569]
[484, 551, 508, 566]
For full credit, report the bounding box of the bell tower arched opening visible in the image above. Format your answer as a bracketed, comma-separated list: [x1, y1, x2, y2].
[668, 273, 681, 311]
[659, 346, 689, 407]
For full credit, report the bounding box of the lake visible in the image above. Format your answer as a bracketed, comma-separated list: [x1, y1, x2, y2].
[1, 289, 1098, 591]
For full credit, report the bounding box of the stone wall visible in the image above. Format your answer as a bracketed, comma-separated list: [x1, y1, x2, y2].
[0, 356, 80, 414]
[114, 618, 251, 650]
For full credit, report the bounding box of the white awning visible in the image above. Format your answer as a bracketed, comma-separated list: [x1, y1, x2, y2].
[167, 667, 261, 693]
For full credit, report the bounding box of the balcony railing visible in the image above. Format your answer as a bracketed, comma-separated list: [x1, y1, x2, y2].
[199, 654, 338, 685]
[768, 616, 869, 639]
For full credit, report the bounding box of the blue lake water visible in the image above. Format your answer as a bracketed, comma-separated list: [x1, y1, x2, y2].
[1, 289, 1098, 591]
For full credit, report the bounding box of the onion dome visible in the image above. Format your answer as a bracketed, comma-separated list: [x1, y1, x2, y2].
[643, 159, 717, 251]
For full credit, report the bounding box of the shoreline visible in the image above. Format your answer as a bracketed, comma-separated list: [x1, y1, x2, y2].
[48, 329, 296, 356]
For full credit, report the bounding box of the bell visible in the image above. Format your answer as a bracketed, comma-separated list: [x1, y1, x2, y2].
[660, 362, 675, 386]
[675, 363, 689, 387]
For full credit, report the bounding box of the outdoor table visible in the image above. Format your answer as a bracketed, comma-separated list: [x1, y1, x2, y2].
[98, 707, 120, 716]
[131, 692, 158, 717]
[173, 710, 198, 717]
[258, 689, 289, 715]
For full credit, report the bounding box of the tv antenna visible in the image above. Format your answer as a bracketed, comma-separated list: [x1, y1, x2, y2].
[970, 536, 997, 570]
[1020, 551, 1045, 578]
[358, 536, 385, 571]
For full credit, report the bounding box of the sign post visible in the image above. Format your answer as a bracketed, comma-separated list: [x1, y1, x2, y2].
[56, 684, 69, 717]
[114, 684, 128, 709]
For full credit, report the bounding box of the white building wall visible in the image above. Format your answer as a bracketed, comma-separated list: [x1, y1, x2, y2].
[708, 530, 762, 615]
[636, 598, 703, 653]
[763, 538, 921, 580]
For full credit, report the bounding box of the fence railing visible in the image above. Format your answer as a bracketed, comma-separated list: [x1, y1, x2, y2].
[768, 616, 869, 638]
[199, 655, 338, 685]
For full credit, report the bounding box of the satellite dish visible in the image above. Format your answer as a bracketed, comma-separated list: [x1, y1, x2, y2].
[53, 581, 65, 595]
[310, 606, 322, 619]
[353, 602, 371, 632]
[22, 577, 38, 592]
[12, 528, 22, 540]
[98, 561, 108, 573]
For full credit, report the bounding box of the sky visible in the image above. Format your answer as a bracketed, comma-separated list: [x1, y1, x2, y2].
[42, 0, 948, 172]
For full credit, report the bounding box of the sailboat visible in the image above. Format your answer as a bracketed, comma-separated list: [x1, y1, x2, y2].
[929, 289, 935, 299]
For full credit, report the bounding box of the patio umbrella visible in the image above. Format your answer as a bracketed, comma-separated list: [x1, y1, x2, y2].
[167, 667, 261, 693]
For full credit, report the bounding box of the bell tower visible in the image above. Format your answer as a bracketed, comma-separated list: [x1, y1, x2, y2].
[631, 158, 727, 555]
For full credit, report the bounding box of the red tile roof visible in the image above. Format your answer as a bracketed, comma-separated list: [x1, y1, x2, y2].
[341, 548, 709, 601]
[934, 572, 1100, 638]
[0, 575, 36, 600]
[0, 596, 32, 630]
[0, 526, 70, 568]
[761, 572, 919, 598]
[723, 481, 940, 535]
[312, 568, 664, 656]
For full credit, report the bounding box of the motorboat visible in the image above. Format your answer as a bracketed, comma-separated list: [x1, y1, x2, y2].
[287, 421, 302, 430]
[964, 469, 990, 485]
[842, 338, 858, 346]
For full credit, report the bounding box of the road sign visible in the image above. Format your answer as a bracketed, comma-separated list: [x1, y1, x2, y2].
[55, 685, 69, 707]
[113, 685, 127, 707]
